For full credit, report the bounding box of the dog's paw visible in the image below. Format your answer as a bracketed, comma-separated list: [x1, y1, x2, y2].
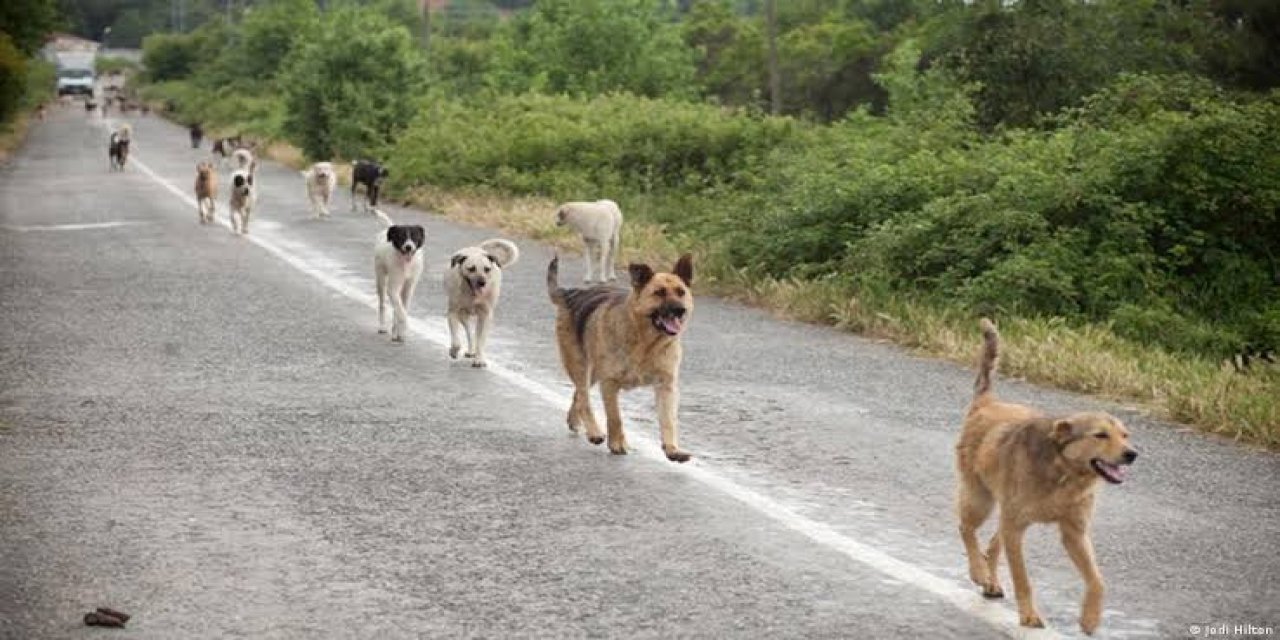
[390, 334, 404, 343]
[1019, 612, 1045, 629]
[980, 583, 1004, 599]
[587, 435, 605, 446]
[463, 351, 476, 359]
[1080, 606, 1102, 635]
[471, 358, 487, 368]
[449, 345, 460, 359]
[608, 441, 628, 455]
[378, 328, 388, 334]
[663, 448, 692, 463]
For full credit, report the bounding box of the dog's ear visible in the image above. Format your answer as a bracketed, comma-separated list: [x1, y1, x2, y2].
[673, 254, 694, 286]
[409, 226, 425, 247]
[1052, 418, 1083, 444]
[451, 253, 466, 268]
[486, 254, 500, 267]
[630, 263, 655, 290]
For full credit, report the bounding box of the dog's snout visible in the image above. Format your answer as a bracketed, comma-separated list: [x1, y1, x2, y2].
[1122, 448, 1138, 464]
[475, 276, 487, 288]
[663, 303, 686, 318]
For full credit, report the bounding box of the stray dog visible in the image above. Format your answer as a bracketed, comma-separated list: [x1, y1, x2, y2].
[228, 161, 257, 235]
[373, 209, 425, 342]
[211, 135, 242, 166]
[955, 319, 1138, 634]
[189, 122, 203, 149]
[555, 199, 623, 283]
[108, 124, 131, 171]
[232, 147, 254, 172]
[304, 162, 337, 218]
[546, 253, 694, 462]
[195, 162, 217, 224]
[351, 160, 389, 213]
[444, 238, 520, 367]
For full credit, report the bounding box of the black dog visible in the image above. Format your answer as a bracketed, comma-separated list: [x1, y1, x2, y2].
[189, 123, 204, 149]
[108, 132, 130, 171]
[351, 160, 390, 212]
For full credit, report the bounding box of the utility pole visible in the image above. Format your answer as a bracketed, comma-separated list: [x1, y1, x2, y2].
[766, 0, 780, 115]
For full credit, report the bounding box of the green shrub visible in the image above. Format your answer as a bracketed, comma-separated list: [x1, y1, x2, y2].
[279, 8, 426, 160]
[142, 32, 200, 82]
[0, 33, 27, 124]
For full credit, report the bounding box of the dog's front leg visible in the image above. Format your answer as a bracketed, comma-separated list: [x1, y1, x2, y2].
[470, 309, 492, 368]
[1000, 518, 1043, 628]
[390, 276, 416, 342]
[447, 311, 464, 359]
[583, 241, 599, 283]
[376, 269, 390, 335]
[1060, 517, 1105, 634]
[601, 380, 627, 454]
[655, 381, 690, 462]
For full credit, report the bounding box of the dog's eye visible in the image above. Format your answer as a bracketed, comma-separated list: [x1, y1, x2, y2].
[1093, 432, 1110, 439]
[484, 267, 491, 273]
[674, 287, 686, 297]
[467, 266, 476, 273]
[654, 287, 667, 297]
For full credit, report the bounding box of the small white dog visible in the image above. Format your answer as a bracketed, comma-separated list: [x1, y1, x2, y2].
[555, 199, 623, 283]
[443, 238, 520, 368]
[373, 209, 426, 342]
[228, 161, 256, 235]
[232, 147, 254, 172]
[304, 162, 337, 218]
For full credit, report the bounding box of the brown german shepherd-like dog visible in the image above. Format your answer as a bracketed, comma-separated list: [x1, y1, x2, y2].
[546, 254, 694, 462]
[956, 318, 1138, 635]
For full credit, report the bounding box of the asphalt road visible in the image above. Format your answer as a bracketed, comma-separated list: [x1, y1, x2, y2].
[1, 106, 1276, 640]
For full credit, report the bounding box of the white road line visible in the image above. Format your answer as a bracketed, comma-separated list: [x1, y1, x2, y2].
[1, 221, 140, 232]
[124, 144, 1063, 639]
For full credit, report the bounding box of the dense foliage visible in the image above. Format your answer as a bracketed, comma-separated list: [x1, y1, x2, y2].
[135, 0, 1280, 362]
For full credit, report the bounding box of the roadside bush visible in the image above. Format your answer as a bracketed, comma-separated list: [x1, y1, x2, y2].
[0, 33, 27, 124]
[388, 91, 798, 200]
[142, 32, 199, 82]
[279, 8, 425, 160]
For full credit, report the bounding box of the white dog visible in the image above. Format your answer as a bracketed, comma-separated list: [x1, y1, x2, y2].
[304, 162, 336, 218]
[228, 162, 256, 235]
[232, 147, 254, 172]
[555, 199, 623, 283]
[443, 238, 520, 368]
[373, 209, 426, 342]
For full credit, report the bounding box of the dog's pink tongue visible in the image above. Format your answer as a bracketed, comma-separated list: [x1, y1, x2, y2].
[660, 316, 684, 335]
[1100, 461, 1128, 483]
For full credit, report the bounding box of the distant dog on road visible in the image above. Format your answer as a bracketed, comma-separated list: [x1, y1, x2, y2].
[956, 319, 1138, 635]
[108, 124, 131, 171]
[189, 122, 203, 149]
[211, 135, 242, 166]
[555, 199, 623, 283]
[195, 162, 217, 224]
[444, 238, 520, 367]
[373, 209, 425, 342]
[304, 162, 337, 218]
[546, 253, 695, 462]
[232, 147, 255, 172]
[228, 161, 257, 235]
[351, 160, 389, 213]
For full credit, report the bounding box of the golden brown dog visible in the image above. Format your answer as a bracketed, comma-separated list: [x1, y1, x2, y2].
[546, 254, 694, 462]
[956, 319, 1138, 634]
[194, 162, 217, 224]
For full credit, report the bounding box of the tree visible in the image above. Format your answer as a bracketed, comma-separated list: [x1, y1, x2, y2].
[1, 0, 59, 55]
[490, 0, 697, 98]
[280, 8, 425, 160]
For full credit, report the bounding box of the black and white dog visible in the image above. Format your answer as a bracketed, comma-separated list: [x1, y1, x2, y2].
[228, 161, 257, 235]
[373, 209, 425, 342]
[108, 124, 131, 171]
[352, 160, 390, 213]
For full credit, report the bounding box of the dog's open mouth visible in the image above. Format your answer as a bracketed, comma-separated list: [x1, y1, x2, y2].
[1091, 458, 1129, 484]
[651, 307, 686, 337]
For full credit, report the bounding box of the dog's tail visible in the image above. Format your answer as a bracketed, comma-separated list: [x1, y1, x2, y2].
[373, 208, 393, 228]
[973, 318, 999, 402]
[479, 238, 520, 268]
[546, 255, 564, 305]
